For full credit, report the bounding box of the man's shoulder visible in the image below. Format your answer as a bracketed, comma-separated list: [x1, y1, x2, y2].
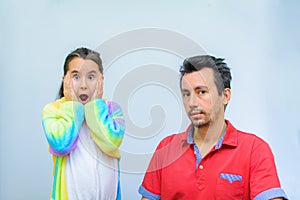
[226, 120, 269, 147]
[156, 131, 188, 150]
[233, 127, 269, 147]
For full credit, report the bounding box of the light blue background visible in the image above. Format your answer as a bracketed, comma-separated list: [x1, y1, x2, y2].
[1, 0, 299, 199]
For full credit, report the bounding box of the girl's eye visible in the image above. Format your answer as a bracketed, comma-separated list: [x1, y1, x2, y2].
[73, 74, 80, 80]
[88, 75, 95, 80]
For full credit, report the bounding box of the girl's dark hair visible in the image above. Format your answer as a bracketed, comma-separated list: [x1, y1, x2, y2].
[179, 55, 232, 95]
[58, 47, 103, 99]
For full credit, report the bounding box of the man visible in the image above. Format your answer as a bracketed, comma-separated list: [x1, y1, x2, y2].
[138, 55, 287, 199]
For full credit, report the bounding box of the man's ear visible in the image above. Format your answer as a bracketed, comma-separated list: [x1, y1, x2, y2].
[223, 88, 231, 105]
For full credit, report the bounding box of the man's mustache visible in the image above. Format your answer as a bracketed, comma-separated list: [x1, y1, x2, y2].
[188, 108, 206, 116]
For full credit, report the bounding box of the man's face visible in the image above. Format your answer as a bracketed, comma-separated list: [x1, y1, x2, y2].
[181, 68, 228, 128]
[65, 57, 103, 104]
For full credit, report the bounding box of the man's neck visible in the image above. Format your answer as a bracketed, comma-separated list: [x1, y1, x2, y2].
[193, 119, 227, 157]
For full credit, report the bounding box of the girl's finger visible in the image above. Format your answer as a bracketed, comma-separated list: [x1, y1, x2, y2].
[68, 74, 78, 101]
[92, 76, 100, 99]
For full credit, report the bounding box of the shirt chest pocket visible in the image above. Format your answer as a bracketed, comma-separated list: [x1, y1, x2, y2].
[215, 173, 244, 200]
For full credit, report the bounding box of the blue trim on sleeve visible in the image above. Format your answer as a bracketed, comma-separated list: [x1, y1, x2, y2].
[254, 187, 288, 200]
[116, 159, 121, 200]
[138, 185, 161, 200]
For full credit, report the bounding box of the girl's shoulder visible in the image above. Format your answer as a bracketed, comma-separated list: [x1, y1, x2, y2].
[44, 97, 66, 109]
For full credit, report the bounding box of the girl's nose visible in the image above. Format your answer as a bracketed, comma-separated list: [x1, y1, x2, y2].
[80, 79, 88, 90]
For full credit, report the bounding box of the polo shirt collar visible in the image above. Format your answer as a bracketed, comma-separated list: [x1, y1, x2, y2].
[187, 125, 194, 144]
[222, 120, 238, 147]
[186, 120, 237, 148]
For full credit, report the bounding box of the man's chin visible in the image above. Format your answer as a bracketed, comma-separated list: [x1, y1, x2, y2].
[192, 120, 209, 128]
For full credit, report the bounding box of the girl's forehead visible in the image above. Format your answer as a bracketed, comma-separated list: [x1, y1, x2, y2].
[68, 57, 100, 73]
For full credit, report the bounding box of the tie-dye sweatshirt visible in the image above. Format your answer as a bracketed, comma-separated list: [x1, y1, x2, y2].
[42, 97, 125, 200]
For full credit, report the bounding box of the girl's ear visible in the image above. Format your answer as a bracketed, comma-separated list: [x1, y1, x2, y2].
[99, 73, 104, 80]
[62, 73, 68, 82]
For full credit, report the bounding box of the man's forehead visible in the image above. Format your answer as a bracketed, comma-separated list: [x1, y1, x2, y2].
[181, 69, 214, 89]
[182, 69, 213, 81]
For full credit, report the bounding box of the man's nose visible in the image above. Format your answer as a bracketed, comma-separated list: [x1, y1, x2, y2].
[189, 93, 198, 108]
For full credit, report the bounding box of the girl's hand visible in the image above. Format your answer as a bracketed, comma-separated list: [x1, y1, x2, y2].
[92, 74, 104, 100]
[63, 73, 78, 101]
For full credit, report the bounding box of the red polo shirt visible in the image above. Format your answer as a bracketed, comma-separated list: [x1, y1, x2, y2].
[139, 120, 287, 200]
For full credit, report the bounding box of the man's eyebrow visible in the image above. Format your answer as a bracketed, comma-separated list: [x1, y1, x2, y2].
[181, 89, 190, 93]
[181, 85, 208, 92]
[195, 85, 208, 90]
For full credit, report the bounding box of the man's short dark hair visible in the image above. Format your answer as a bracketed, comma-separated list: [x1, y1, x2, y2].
[179, 55, 232, 96]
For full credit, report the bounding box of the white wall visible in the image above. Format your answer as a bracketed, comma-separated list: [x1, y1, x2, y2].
[0, 0, 299, 199]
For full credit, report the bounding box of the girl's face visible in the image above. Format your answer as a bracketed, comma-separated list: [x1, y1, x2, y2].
[64, 57, 104, 104]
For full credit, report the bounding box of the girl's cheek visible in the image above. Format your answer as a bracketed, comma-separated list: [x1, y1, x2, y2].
[72, 82, 79, 91]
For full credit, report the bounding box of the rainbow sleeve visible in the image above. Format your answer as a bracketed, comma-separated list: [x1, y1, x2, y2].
[85, 99, 125, 158]
[42, 98, 84, 156]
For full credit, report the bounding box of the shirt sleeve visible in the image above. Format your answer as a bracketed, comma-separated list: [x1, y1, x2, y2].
[42, 99, 84, 156]
[250, 137, 288, 200]
[139, 136, 174, 200]
[84, 99, 125, 158]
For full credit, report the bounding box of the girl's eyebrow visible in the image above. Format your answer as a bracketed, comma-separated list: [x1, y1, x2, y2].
[70, 70, 79, 74]
[70, 70, 97, 74]
[88, 70, 97, 74]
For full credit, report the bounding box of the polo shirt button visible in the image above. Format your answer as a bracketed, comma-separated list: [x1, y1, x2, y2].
[199, 165, 204, 169]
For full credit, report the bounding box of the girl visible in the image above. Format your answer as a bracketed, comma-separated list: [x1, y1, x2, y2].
[42, 47, 125, 200]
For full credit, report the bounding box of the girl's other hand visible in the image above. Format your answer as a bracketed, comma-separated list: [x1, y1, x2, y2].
[92, 74, 104, 100]
[63, 73, 78, 101]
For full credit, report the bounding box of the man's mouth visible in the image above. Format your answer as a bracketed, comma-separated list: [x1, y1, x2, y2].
[189, 109, 204, 115]
[189, 109, 205, 118]
[79, 94, 89, 102]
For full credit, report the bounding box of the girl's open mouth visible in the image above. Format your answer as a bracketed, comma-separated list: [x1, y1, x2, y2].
[79, 94, 88, 102]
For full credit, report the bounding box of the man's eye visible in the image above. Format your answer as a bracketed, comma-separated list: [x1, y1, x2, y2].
[182, 93, 190, 97]
[198, 90, 207, 95]
[73, 74, 80, 80]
